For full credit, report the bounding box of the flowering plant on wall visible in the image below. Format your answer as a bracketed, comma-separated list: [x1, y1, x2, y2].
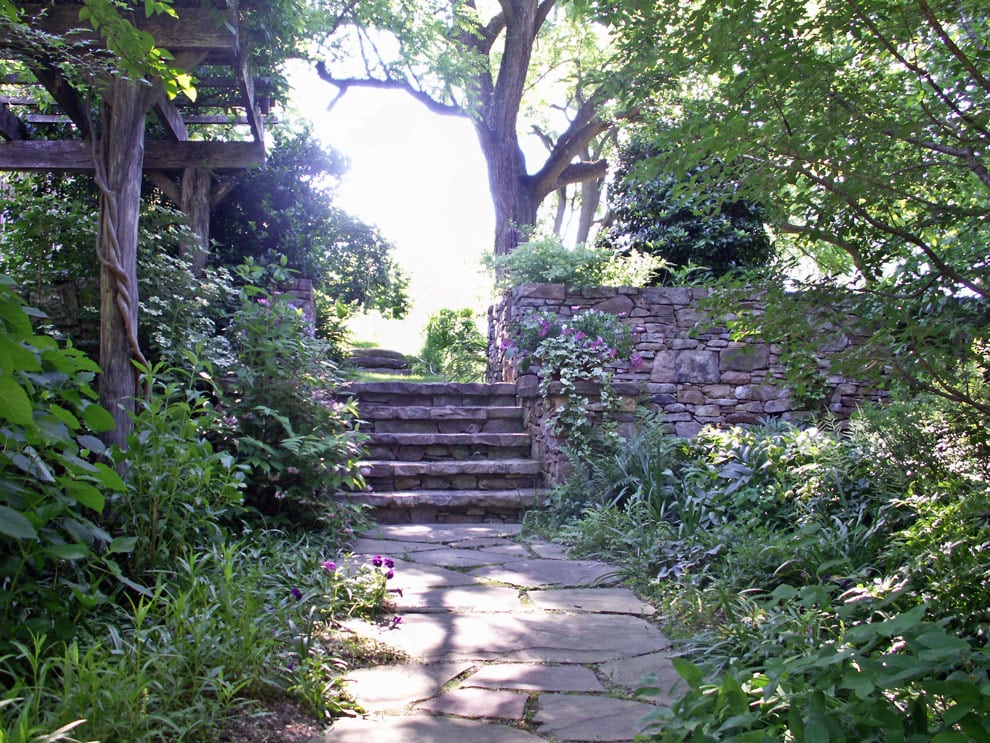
[507, 308, 635, 460]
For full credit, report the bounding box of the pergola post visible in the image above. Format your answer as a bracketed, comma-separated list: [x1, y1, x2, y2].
[96, 78, 150, 447]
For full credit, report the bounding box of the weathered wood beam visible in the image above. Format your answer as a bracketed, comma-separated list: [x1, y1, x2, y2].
[27, 62, 91, 137]
[0, 139, 265, 171]
[153, 97, 189, 141]
[0, 103, 27, 140]
[227, 5, 264, 144]
[21, 5, 235, 55]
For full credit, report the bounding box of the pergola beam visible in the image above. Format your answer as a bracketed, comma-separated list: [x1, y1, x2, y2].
[0, 139, 265, 171]
[0, 102, 26, 140]
[20, 5, 235, 56]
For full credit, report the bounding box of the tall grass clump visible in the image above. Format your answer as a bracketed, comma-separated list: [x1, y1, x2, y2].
[527, 401, 990, 740]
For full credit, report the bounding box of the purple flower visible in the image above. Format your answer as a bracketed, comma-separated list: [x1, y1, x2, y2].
[321, 560, 337, 573]
[390, 615, 403, 628]
[371, 555, 384, 567]
[574, 331, 587, 342]
[630, 352, 646, 370]
[384, 558, 395, 569]
[386, 569, 395, 580]
[538, 320, 551, 337]
[257, 297, 270, 307]
[290, 587, 303, 601]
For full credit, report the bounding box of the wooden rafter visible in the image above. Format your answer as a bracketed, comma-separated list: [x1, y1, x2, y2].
[0, 139, 264, 172]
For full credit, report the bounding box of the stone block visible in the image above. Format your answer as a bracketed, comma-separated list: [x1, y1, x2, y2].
[678, 388, 705, 404]
[517, 283, 566, 300]
[592, 293, 635, 316]
[721, 343, 770, 372]
[651, 350, 720, 384]
[675, 421, 703, 437]
[763, 397, 793, 414]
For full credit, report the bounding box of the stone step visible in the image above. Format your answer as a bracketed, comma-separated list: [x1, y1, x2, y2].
[361, 406, 525, 435]
[353, 381, 519, 408]
[338, 489, 546, 524]
[360, 458, 542, 492]
[365, 432, 532, 462]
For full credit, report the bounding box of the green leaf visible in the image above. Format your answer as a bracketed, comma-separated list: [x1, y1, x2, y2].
[92, 462, 126, 492]
[80, 403, 116, 433]
[60, 478, 106, 512]
[672, 657, 705, 686]
[0, 505, 38, 540]
[0, 376, 34, 426]
[108, 536, 137, 554]
[44, 543, 90, 560]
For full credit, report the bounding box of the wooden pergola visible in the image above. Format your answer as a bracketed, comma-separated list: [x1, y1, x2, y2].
[0, 1, 268, 446]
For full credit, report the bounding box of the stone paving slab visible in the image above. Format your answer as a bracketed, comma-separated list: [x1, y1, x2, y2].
[364, 523, 523, 543]
[532, 693, 657, 742]
[387, 558, 482, 588]
[318, 715, 544, 742]
[416, 687, 528, 719]
[527, 541, 572, 560]
[393, 585, 524, 613]
[462, 663, 605, 693]
[313, 525, 676, 743]
[342, 612, 669, 663]
[350, 537, 444, 554]
[340, 662, 473, 711]
[402, 546, 520, 569]
[599, 652, 685, 701]
[527, 587, 658, 616]
[468, 559, 621, 588]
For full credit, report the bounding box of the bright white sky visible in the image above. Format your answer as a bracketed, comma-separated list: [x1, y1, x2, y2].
[286, 63, 496, 354]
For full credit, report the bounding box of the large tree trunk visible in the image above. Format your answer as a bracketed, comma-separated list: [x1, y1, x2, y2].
[96, 78, 148, 448]
[481, 125, 539, 255]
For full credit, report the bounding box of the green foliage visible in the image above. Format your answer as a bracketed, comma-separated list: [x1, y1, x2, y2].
[214, 259, 366, 520]
[210, 129, 410, 320]
[509, 308, 634, 460]
[0, 530, 391, 740]
[489, 235, 661, 288]
[107, 362, 246, 577]
[0, 275, 127, 659]
[416, 308, 487, 383]
[597, 0, 990, 419]
[642, 599, 990, 741]
[531, 397, 990, 740]
[599, 135, 775, 281]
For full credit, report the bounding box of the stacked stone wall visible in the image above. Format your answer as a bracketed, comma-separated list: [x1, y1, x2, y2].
[488, 284, 880, 443]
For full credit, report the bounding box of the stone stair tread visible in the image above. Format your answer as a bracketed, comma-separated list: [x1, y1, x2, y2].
[369, 432, 531, 446]
[341, 489, 546, 508]
[360, 459, 542, 476]
[360, 405, 524, 421]
[352, 381, 517, 396]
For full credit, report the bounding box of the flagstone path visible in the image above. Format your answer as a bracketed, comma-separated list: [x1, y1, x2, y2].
[309, 523, 685, 742]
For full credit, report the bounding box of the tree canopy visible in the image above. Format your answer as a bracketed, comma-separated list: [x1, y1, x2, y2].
[596, 0, 989, 413]
[314, 0, 618, 254]
[599, 135, 775, 281]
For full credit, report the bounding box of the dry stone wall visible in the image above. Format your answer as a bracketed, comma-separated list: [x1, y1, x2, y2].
[488, 284, 881, 440]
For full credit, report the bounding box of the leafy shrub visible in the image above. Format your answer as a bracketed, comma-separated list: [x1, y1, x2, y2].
[0, 276, 129, 660]
[214, 259, 366, 520]
[489, 235, 661, 288]
[106, 361, 246, 576]
[1, 530, 395, 740]
[531, 399, 990, 741]
[508, 308, 636, 460]
[416, 308, 487, 382]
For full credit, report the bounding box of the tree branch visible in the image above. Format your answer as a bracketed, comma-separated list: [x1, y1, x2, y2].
[314, 61, 465, 117]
